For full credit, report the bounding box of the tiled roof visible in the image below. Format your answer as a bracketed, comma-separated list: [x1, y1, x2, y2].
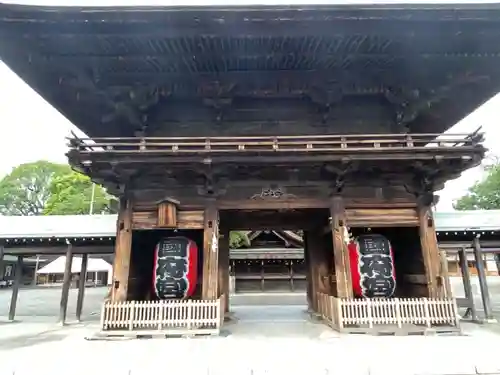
[0, 210, 500, 239]
[433, 210, 500, 232]
[0, 215, 116, 239]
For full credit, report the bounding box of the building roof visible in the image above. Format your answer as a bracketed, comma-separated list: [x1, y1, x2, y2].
[1, 210, 500, 240]
[0, 215, 116, 240]
[434, 210, 500, 232]
[1, 4, 500, 137]
[36, 256, 112, 274]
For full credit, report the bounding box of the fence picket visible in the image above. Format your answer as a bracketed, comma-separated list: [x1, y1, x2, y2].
[316, 293, 458, 331]
[101, 297, 223, 335]
[129, 301, 135, 330]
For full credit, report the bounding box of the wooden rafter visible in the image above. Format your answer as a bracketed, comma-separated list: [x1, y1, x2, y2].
[2, 4, 500, 137]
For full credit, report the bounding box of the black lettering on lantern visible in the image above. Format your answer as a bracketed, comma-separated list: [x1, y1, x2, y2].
[153, 236, 198, 299]
[351, 234, 397, 298]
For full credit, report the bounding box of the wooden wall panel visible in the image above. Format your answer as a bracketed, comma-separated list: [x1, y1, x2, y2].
[346, 208, 418, 227]
[177, 211, 204, 229]
[132, 210, 204, 230]
[132, 211, 156, 229]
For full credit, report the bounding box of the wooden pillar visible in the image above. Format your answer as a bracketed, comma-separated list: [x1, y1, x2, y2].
[111, 196, 133, 302]
[59, 244, 73, 324]
[305, 231, 317, 311]
[495, 253, 500, 276]
[458, 248, 478, 321]
[202, 200, 219, 300]
[417, 197, 441, 298]
[260, 260, 265, 291]
[438, 250, 452, 298]
[76, 253, 88, 322]
[473, 237, 494, 321]
[304, 233, 313, 311]
[302, 231, 313, 312]
[230, 260, 235, 294]
[8, 256, 23, 321]
[330, 197, 352, 298]
[218, 229, 230, 313]
[32, 256, 40, 286]
[305, 228, 330, 312]
[0, 243, 4, 280]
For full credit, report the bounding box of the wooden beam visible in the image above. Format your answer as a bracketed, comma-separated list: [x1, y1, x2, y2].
[202, 200, 219, 300]
[76, 253, 88, 322]
[417, 200, 440, 298]
[219, 199, 330, 211]
[8, 256, 23, 321]
[220, 208, 326, 229]
[59, 244, 73, 325]
[4, 245, 114, 256]
[330, 196, 353, 298]
[111, 197, 133, 301]
[76, 151, 480, 167]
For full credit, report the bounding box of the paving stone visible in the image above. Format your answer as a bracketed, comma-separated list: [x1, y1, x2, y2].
[475, 363, 500, 375]
[2, 287, 500, 375]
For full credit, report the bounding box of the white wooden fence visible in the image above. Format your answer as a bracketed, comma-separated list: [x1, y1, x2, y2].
[100, 295, 225, 336]
[317, 293, 460, 331]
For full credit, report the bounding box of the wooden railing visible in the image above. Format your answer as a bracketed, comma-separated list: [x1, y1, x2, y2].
[100, 296, 224, 336]
[317, 293, 460, 332]
[69, 132, 483, 155]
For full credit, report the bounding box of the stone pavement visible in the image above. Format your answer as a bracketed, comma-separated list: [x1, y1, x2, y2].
[0, 311, 499, 375]
[0, 282, 500, 374]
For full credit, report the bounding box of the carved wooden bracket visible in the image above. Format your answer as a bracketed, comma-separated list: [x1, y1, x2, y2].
[384, 87, 422, 132]
[250, 186, 297, 200]
[307, 86, 343, 124]
[203, 97, 233, 124]
[324, 160, 358, 195]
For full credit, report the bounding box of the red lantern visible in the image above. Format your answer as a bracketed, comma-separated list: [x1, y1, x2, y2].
[348, 234, 396, 298]
[152, 236, 198, 299]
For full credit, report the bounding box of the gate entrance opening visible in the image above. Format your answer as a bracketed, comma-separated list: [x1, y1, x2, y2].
[121, 207, 450, 330]
[230, 230, 306, 294]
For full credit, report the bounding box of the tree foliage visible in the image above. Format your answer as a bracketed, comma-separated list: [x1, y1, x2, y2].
[0, 161, 70, 215]
[454, 163, 500, 210]
[43, 171, 115, 215]
[0, 160, 115, 216]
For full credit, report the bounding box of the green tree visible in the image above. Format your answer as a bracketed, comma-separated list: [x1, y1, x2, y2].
[44, 171, 115, 215]
[454, 163, 500, 210]
[0, 161, 70, 215]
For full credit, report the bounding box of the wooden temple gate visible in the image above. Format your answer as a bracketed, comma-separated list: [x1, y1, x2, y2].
[1, 4, 498, 336]
[86, 133, 479, 336]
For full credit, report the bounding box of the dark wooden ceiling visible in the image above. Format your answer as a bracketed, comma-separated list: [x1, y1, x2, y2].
[1, 4, 500, 137]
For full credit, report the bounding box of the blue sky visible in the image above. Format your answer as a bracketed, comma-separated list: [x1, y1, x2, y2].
[0, 0, 498, 211]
